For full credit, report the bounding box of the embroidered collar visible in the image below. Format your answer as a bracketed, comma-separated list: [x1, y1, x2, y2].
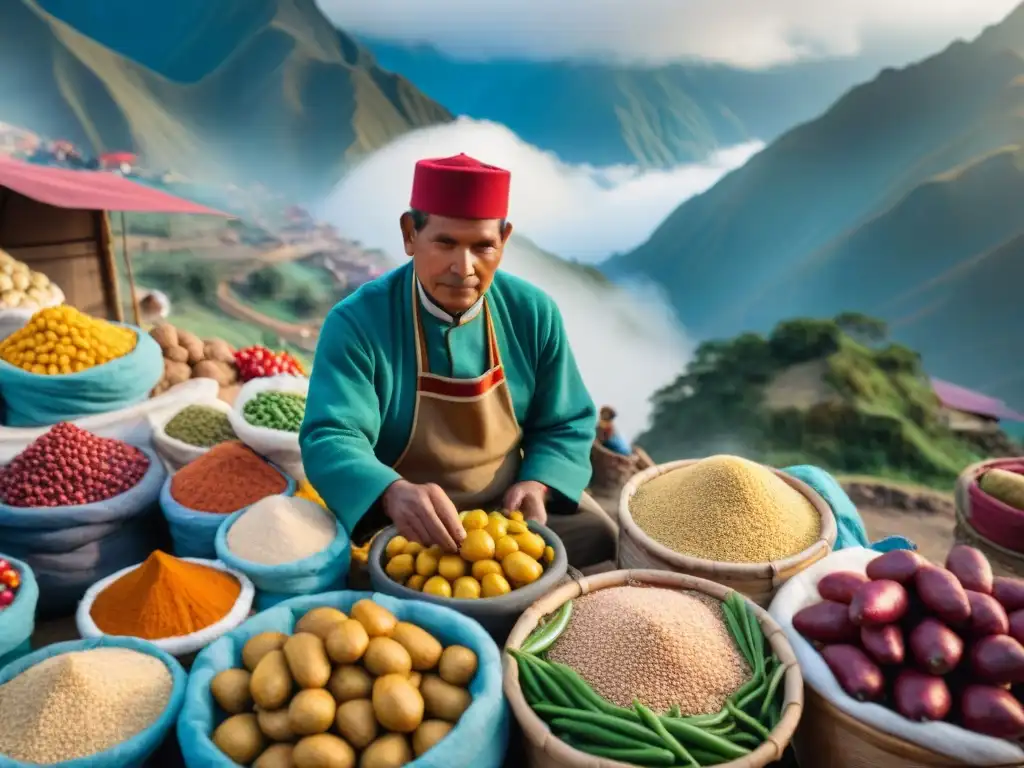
[416, 278, 484, 327]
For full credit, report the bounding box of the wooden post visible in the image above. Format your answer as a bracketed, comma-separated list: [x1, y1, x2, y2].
[117, 212, 141, 326]
[96, 210, 124, 322]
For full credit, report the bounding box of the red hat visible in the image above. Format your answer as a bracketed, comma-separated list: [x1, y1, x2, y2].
[410, 153, 511, 219]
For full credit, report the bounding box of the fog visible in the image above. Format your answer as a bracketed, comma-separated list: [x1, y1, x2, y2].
[321, 119, 757, 438]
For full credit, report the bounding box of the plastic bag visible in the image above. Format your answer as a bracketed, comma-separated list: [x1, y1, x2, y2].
[0, 378, 219, 465]
[228, 374, 308, 482]
[769, 548, 1024, 766]
[178, 591, 508, 768]
[0, 324, 164, 427]
[150, 398, 234, 471]
[0, 286, 65, 342]
[160, 469, 296, 559]
[0, 554, 38, 670]
[214, 503, 350, 610]
[0, 636, 186, 768]
[76, 559, 255, 657]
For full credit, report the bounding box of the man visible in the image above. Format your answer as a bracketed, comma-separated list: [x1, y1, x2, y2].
[300, 153, 617, 569]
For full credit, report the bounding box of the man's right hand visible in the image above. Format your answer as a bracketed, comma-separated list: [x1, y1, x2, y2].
[382, 480, 466, 553]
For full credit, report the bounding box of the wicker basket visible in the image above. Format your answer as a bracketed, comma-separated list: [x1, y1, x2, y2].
[954, 462, 1024, 578]
[590, 442, 655, 495]
[617, 460, 838, 606]
[794, 687, 1021, 768]
[503, 568, 804, 768]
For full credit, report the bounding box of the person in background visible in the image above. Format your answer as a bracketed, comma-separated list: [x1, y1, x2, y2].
[597, 406, 633, 456]
[300, 153, 617, 570]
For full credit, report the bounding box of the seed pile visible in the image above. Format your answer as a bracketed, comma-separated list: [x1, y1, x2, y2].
[243, 391, 306, 432]
[170, 441, 287, 513]
[0, 305, 137, 374]
[164, 404, 237, 447]
[630, 455, 821, 563]
[227, 495, 337, 565]
[548, 586, 750, 715]
[0, 647, 172, 763]
[0, 423, 150, 508]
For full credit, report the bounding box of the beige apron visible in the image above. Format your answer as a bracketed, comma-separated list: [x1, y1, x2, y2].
[391, 279, 522, 508]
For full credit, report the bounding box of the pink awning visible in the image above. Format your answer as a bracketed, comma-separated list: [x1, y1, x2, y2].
[931, 378, 1024, 422]
[0, 155, 228, 216]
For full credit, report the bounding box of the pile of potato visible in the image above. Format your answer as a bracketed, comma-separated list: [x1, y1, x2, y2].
[150, 323, 239, 396]
[0, 249, 61, 310]
[209, 599, 477, 768]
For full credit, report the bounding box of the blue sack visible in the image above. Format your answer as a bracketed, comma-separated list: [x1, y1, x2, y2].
[178, 591, 508, 768]
[215, 503, 350, 610]
[783, 465, 917, 553]
[0, 554, 38, 671]
[0, 325, 163, 427]
[161, 469, 296, 559]
[0, 636, 186, 768]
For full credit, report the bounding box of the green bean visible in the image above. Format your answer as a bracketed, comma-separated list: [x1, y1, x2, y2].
[511, 651, 573, 709]
[769, 700, 783, 729]
[571, 744, 676, 767]
[727, 731, 761, 748]
[531, 704, 664, 747]
[704, 721, 735, 737]
[542, 661, 604, 714]
[521, 600, 574, 654]
[549, 719, 653, 751]
[743, 601, 766, 673]
[721, 595, 754, 667]
[759, 659, 788, 719]
[658, 716, 751, 760]
[726, 698, 770, 740]
[678, 708, 730, 728]
[546, 661, 641, 722]
[689, 748, 731, 765]
[737, 674, 769, 712]
[634, 700, 698, 767]
[511, 652, 544, 705]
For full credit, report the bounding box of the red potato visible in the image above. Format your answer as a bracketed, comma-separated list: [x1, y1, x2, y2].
[915, 566, 971, 626]
[945, 545, 994, 595]
[821, 645, 885, 702]
[793, 601, 859, 644]
[817, 571, 870, 604]
[849, 580, 910, 627]
[893, 669, 952, 722]
[860, 624, 905, 665]
[966, 591, 1009, 639]
[970, 634, 1024, 685]
[1009, 609, 1024, 644]
[960, 685, 1024, 739]
[993, 577, 1024, 613]
[866, 550, 924, 584]
[909, 618, 963, 676]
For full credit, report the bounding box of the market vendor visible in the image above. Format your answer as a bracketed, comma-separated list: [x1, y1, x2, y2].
[300, 153, 617, 569]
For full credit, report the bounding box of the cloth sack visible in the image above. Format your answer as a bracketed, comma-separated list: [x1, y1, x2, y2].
[0, 378, 219, 465]
[76, 558, 255, 657]
[782, 464, 917, 552]
[0, 324, 164, 427]
[0, 636, 186, 768]
[214, 504, 350, 610]
[0, 554, 38, 671]
[0, 286, 65, 342]
[178, 591, 508, 768]
[228, 374, 308, 482]
[769, 547, 1024, 766]
[150, 398, 234, 471]
[160, 469, 296, 559]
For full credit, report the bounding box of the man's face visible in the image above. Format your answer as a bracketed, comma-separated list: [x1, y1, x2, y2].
[401, 213, 513, 313]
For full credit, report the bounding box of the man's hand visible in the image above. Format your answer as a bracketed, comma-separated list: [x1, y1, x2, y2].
[382, 480, 466, 553]
[504, 481, 548, 524]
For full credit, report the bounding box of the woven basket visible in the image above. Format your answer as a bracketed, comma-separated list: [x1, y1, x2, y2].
[503, 568, 804, 768]
[617, 460, 838, 607]
[589, 442, 655, 495]
[794, 687, 1021, 768]
[954, 462, 1024, 578]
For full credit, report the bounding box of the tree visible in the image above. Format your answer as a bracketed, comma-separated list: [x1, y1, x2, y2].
[291, 286, 320, 317]
[876, 343, 922, 374]
[769, 318, 841, 364]
[835, 312, 888, 344]
[247, 267, 285, 299]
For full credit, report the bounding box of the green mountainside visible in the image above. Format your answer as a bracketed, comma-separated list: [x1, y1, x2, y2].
[0, 0, 451, 198]
[607, 3, 1024, 411]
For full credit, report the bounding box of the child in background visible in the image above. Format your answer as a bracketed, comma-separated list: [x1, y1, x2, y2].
[598, 405, 632, 456]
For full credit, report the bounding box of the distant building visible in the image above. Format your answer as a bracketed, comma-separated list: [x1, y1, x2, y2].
[930, 378, 1024, 433]
[99, 151, 138, 175]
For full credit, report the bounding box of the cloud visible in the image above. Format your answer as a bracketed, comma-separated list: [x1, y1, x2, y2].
[323, 118, 760, 264]
[320, 0, 1019, 67]
[320, 118, 725, 437]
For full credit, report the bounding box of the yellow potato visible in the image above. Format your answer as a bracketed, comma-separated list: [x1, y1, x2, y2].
[484, 515, 509, 540]
[257, 707, 295, 742]
[437, 555, 466, 581]
[210, 668, 252, 714]
[461, 510, 488, 530]
[438, 646, 478, 687]
[251, 650, 293, 711]
[422, 576, 452, 598]
[385, 553, 415, 582]
[363, 637, 413, 677]
[295, 607, 348, 641]
[459, 529, 495, 562]
[415, 550, 439, 577]
[452, 577, 481, 599]
[408, 672, 423, 688]
[372, 674, 425, 733]
[351, 599, 398, 637]
[512, 532, 546, 560]
[391, 622, 443, 671]
[360, 733, 413, 768]
[506, 519, 528, 535]
[284, 633, 332, 689]
[480, 572, 512, 598]
[509, 511, 525, 522]
[402, 541, 424, 557]
[254, 743, 294, 768]
[326, 619, 370, 664]
[385, 536, 408, 559]
[493, 536, 519, 560]
[502, 551, 543, 585]
[288, 689, 337, 736]
[327, 665, 373, 703]
[420, 674, 472, 722]
[471, 559, 503, 580]
[405, 574, 426, 591]
[242, 632, 289, 671]
[292, 733, 355, 768]
[212, 713, 265, 765]
[543, 546, 555, 564]
[413, 720, 454, 757]
[334, 698, 378, 750]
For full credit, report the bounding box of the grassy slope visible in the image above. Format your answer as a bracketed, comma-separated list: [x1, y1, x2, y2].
[0, 0, 451, 198]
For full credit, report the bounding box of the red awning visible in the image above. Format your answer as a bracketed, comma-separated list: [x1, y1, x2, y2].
[99, 151, 137, 165]
[0, 155, 228, 216]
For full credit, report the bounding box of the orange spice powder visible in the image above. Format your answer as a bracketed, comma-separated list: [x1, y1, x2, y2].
[170, 440, 287, 513]
[90, 550, 241, 639]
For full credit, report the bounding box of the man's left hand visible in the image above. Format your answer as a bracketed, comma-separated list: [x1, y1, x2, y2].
[503, 481, 548, 525]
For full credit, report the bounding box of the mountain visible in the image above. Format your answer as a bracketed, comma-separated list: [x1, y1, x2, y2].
[0, 0, 451, 198]
[363, 38, 894, 168]
[606, 2, 1024, 411]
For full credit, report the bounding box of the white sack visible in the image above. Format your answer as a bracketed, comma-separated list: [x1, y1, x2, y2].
[228, 374, 308, 482]
[150, 397, 234, 471]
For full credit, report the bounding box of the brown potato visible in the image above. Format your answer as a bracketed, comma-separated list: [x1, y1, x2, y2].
[295, 607, 348, 642]
[192, 359, 234, 386]
[408, 672, 422, 689]
[150, 323, 178, 351]
[325, 620, 369, 664]
[165, 360, 192, 385]
[204, 338, 236, 363]
[212, 713, 265, 765]
[288, 689, 336, 736]
[333, 698, 378, 750]
[420, 675, 471, 722]
[363, 637, 412, 677]
[210, 668, 252, 714]
[413, 720, 453, 757]
[438, 646, 478, 687]
[254, 743, 294, 768]
[284, 633, 332, 689]
[327, 665, 373, 703]
[372, 674, 424, 733]
[350, 599, 398, 638]
[178, 329, 205, 364]
[391, 622, 443, 671]
[292, 734, 355, 768]
[257, 707, 295, 742]
[360, 734, 413, 768]
[251, 650, 293, 710]
[165, 345, 189, 363]
[243, 632, 289, 671]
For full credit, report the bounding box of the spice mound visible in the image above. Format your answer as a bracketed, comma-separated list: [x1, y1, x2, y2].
[0, 558, 21, 611]
[170, 441, 287, 514]
[548, 586, 750, 715]
[630, 454, 821, 563]
[0, 423, 150, 508]
[227, 495, 337, 565]
[243, 391, 306, 432]
[164, 404, 237, 447]
[0, 647, 172, 763]
[90, 550, 241, 640]
[0, 305, 137, 374]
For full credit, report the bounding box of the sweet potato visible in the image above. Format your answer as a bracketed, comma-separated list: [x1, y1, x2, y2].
[149, 323, 178, 352]
[165, 345, 189, 364]
[192, 359, 235, 386]
[204, 338, 236, 363]
[177, 329, 205, 364]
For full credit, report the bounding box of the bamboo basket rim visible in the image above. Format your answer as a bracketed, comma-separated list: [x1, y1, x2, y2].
[503, 568, 804, 768]
[803, 687, 1023, 767]
[617, 459, 838, 577]
[954, 498, 1024, 563]
[591, 440, 646, 465]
